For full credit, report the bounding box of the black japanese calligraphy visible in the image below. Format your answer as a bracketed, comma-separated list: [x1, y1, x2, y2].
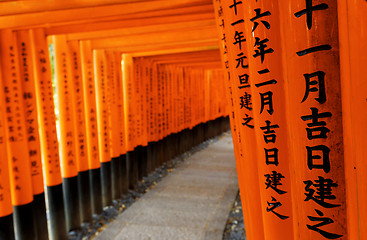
[301, 108, 332, 140]
[235, 53, 249, 69]
[267, 196, 289, 220]
[233, 31, 246, 50]
[307, 209, 343, 239]
[265, 171, 287, 194]
[294, 0, 329, 30]
[260, 120, 279, 144]
[301, 71, 326, 104]
[260, 91, 274, 115]
[296, 45, 332, 57]
[242, 114, 254, 129]
[304, 177, 340, 208]
[238, 74, 250, 89]
[306, 145, 331, 173]
[250, 8, 271, 32]
[240, 93, 252, 110]
[265, 148, 279, 166]
[253, 37, 274, 63]
[229, 0, 242, 15]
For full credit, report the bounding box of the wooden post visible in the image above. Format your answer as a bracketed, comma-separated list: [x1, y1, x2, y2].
[242, 1, 295, 239]
[0, 29, 37, 240]
[337, 0, 367, 238]
[80, 40, 102, 215]
[114, 52, 128, 196]
[16, 29, 48, 240]
[105, 51, 121, 200]
[94, 49, 113, 207]
[213, 0, 265, 239]
[279, 0, 347, 238]
[52, 35, 81, 232]
[31, 28, 66, 240]
[122, 54, 139, 189]
[0, 58, 14, 240]
[67, 40, 92, 223]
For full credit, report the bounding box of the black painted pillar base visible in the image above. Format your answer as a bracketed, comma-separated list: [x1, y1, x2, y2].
[47, 184, 66, 240]
[189, 128, 194, 149]
[192, 126, 197, 147]
[101, 161, 112, 207]
[212, 120, 216, 137]
[111, 157, 121, 200]
[210, 120, 213, 137]
[139, 146, 148, 180]
[33, 192, 48, 240]
[166, 135, 173, 160]
[136, 146, 143, 181]
[78, 170, 92, 223]
[224, 116, 230, 131]
[89, 168, 102, 215]
[62, 176, 81, 232]
[147, 143, 153, 174]
[181, 130, 185, 153]
[153, 142, 158, 167]
[199, 124, 203, 144]
[198, 124, 203, 145]
[184, 129, 189, 152]
[158, 139, 164, 166]
[170, 134, 175, 159]
[182, 129, 187, 153]
[119, 154, 128, 197]
[164, 137, 171, 162]
[0, 214, 14, 240]
[160, 139, 166, 164]
[13, 201, 37, 240]
[178, 131, 183, 155]
[204, 122, 209, 141]
[174, 133, 179, 158]
[127, 150, 138, 189]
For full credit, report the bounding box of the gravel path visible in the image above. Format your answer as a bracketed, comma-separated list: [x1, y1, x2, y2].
[67, 132, 244, 240]
[223, 191, 246, 240]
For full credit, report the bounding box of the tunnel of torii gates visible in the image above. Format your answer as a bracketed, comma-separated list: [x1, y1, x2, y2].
[0, 0, 365, 240]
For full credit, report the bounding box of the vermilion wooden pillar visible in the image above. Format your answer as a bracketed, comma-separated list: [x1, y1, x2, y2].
[105, 51, 122, 200]
[80, 40, 102, 215]
[114, 52, 128, 196]
[67, 40, 92, 223]
[0, 69, 14, 240]
[52, 35, 81, 232]
[214, 0, 265, 239]
[122, 54, 139, 189]
[278, 0, 347, 239]
[0, 29, 37, 240]
[242, 1, 294, 239]
[16, 29, 48, 240]
[213, 0, 244, 174]
[337, 0, 367, 239]
[31, 28, 66, 240]
[94, 49, 113, 207]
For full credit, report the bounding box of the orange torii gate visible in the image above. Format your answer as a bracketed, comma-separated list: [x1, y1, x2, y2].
[0, 1, 230, 240]
[214, 0, 367, 239]
[1, 0, 366, 240]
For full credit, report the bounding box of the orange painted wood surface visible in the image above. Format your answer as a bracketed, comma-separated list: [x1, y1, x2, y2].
[30, 28, 62, 187]
[16, 30, 45, 196]
[80, 40, 101, 170]
[338, 0, 367, 239]
[94, 49, 112, 163]
[0, 29, 33, 206]
[52, 35, 78, 179]
[278, 0, 347, 238]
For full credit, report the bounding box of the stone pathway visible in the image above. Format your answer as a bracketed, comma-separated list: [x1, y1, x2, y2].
[94, 133, 239, 240]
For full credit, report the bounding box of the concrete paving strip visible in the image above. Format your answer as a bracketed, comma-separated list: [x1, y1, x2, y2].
[95, 133, 239, 240]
